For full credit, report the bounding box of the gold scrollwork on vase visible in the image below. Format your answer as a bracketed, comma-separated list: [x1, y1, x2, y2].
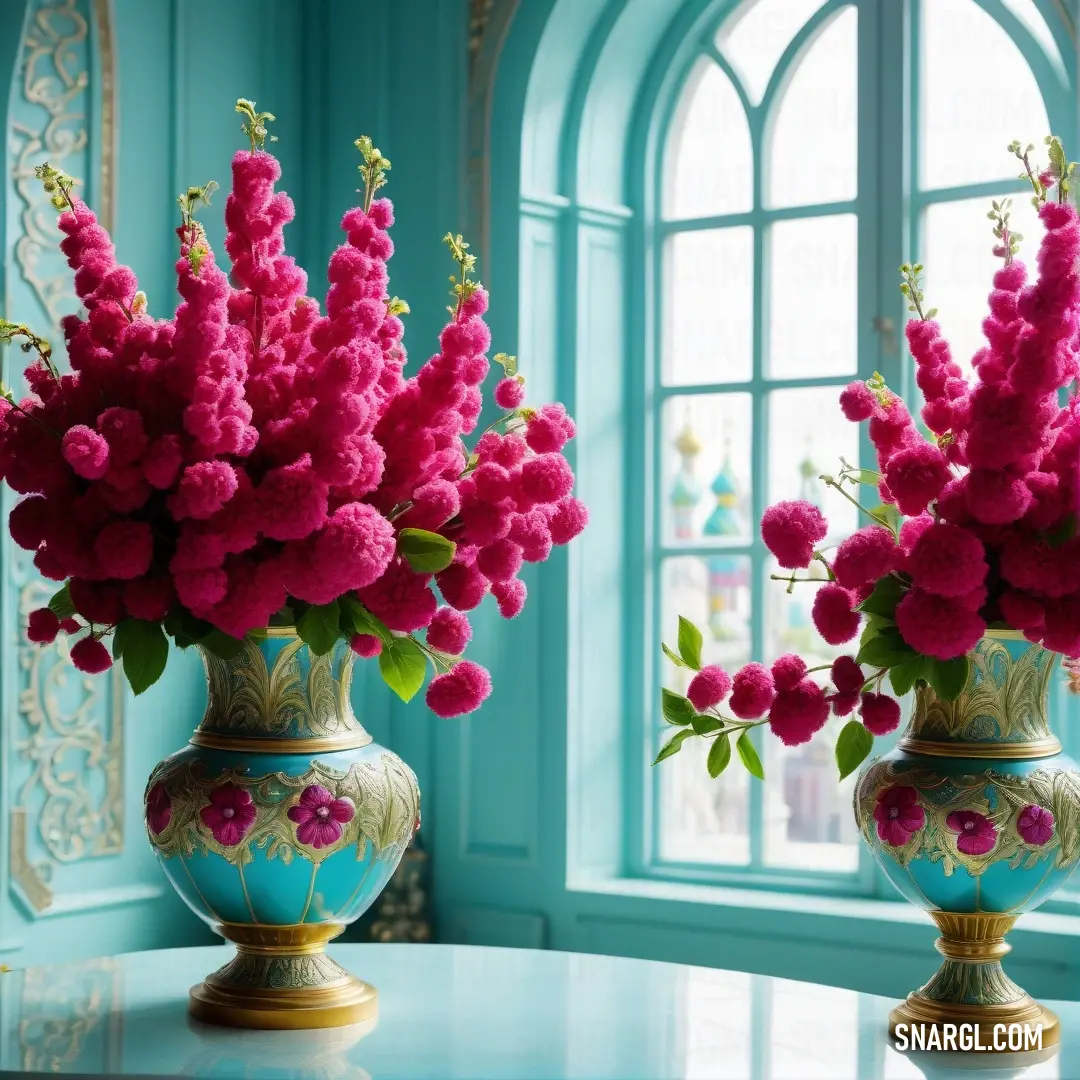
[146, 756, 419, 868]
[199, 636, 365, 742]
[908, 638, 1055, 745]
[857, 760, 1080, 877]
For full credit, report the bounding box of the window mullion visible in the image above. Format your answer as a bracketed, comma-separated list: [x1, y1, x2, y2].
[858, 0, 912, 899]
[749, 104, 766, 871]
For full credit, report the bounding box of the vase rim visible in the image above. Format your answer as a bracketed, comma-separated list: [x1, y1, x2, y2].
[983, 628, 1028, 641]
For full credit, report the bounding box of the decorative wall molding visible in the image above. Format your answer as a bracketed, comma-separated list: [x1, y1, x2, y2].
[6, 0, 122, 917]
[465, 0, 518, 266]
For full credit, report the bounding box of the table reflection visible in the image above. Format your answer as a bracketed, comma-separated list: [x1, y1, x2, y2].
[0, 944, 1073, 1078]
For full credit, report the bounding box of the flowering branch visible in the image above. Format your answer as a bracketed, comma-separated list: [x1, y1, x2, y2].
[0, 320, 58, 381]
[33, 162, 76, 213]
[898, 263, 937, 321]
[236, 98, 276, 152]
[988, 197, 1021, 264]
[356, 136, 391, 213]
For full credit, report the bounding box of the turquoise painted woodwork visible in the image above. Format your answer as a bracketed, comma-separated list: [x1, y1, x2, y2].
[0, 0, 315, 969]
[143, 631, 419, 1024]
[855, 636, 1080, 917]
[426, 0, 1080, 1006]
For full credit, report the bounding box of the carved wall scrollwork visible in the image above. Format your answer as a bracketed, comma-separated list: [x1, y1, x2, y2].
[6, 0, 121, 916]
[465, 0, 517, 267]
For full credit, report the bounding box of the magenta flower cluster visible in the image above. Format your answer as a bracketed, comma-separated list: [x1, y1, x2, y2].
[2, 109, 587, 717]
[660, 143, 1080, 786]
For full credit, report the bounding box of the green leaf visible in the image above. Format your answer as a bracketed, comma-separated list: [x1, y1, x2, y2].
[856, 575, 906, 619]
[836, 720, 874, 781]
[661, 688, 695, 726]
[849, 468, 881, 486]
[654, 728, 693, 765]
[1046, 513, 1077, 548]
[868, 503, 902, 535]
[691, 713, 723, 735]
[339, 594, 392, 644]
[856, 630, 917, 668]
[198, 629, 246, 661]
[47, 584, 76, 621]
[889, 654, 930, 697]
[677, 616, 703, 670]
[398, 528, 457, 574]
[296, 600, 342, 657]
[860, 613, 895, 648]
[113, 618, 169, 696]
[928, 655, 970, 702]
[163, 609, 213, 649]
[379, 636, 427, 703]
[736, 731, 765, 779]
[707, 734, 731, 778]
[661, 642, 690, 669]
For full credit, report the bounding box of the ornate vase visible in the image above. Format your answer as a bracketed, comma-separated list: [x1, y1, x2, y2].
[143, 629, 419, 1030]
[854, 632, 1080, 1050]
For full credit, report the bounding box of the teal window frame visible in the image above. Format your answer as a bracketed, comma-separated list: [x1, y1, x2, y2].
[627, 0, 1078, 898]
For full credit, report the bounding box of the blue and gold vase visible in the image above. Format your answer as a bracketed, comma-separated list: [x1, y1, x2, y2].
[143, 629, 419, 1030]
[854, 632, 1080, 1050]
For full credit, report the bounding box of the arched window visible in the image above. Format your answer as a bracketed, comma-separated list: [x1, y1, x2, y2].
[646, 0, 1075, 889]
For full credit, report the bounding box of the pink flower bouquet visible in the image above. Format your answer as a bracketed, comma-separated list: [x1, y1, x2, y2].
[658, 137, 1080, 780]
[2, 100, 586, 717]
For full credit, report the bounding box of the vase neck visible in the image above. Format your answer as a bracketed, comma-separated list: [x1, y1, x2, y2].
[898, 634, 1060, 761]
[192, 630, 371, 752]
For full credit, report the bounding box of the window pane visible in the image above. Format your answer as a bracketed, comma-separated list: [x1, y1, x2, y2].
[763, 566, 860, 871]
[767, 6, 857, 208]
[767, 386, 859, 543]
[717, 0, 827, 105]
[768, 214, 857, 379]
[1000, 0, 1066, 73]
[921, 0, 1050, 189]
[922, 194, 1044, 376]
[663, 228, 753, 385]
[657, 554, 751, 866]
[658, 731, 751, 865]
[663, 60, 752, 220]
[660, 555, 752, 680]
[662, 394, 752, 546]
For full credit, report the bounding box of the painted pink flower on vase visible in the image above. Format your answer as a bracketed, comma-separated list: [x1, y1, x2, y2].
[873, 786, 925, 847]
[146, 782, 171, 835]
[1017, 805, 1055, 846]
[946, 809, 998, 856]
[287, 785, 355, 849]
[200, 783, 257, 846]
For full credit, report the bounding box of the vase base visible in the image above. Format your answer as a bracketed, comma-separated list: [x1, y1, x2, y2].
[189, 973, 378, 1031]
[889, 994, 1059, 1053]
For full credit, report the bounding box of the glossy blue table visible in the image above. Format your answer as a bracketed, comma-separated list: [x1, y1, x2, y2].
[0, 943, 1073, 1078]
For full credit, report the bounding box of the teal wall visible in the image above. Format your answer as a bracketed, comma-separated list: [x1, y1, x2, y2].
[5, 0, 1080, 1013]
[0, 0, 316, 968]
[422, 0, 1080, 1007]
[0, 0, 468, 968]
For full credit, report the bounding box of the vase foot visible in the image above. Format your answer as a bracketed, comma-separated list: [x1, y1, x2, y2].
[889, 995, 1058, 1053]
[188, 922, 378, 1030]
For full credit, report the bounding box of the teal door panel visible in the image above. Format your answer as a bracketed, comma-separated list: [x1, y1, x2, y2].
[0, 0, 310, 969]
